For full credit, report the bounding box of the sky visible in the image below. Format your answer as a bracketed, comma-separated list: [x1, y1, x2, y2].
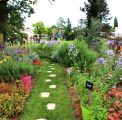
[24, 0, 122, 28]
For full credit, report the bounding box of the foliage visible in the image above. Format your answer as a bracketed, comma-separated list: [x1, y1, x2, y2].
[86, 18, 102, 45]
[56, 17, 66, 30]
[0, 0, 37, 40]
[114, 17, 118, 28]
[0, 60, 34, 83]
[56, 43, 73, 67]
[101, 23, 112, 33]
[74, 40, 97, 71]
[45, 27, 52, 37]
[32, 21, 45, 36]
[35, 41, 58, 58]
[0, 82, 29, 118]
[81, 0, 110, 27]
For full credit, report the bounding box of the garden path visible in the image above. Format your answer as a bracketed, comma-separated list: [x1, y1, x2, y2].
[20, 60, 76, 120]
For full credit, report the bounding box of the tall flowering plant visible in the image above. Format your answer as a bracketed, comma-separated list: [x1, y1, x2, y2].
[68, 44, 79, 65]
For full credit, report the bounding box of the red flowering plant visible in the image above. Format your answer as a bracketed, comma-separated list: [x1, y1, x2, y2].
[20, 74, 33, 92]
[105, 88, 122, 120]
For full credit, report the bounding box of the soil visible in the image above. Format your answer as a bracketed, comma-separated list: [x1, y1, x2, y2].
[66, 80, 83, 120]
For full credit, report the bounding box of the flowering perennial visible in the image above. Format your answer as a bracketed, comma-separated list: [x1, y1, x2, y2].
[68, 44, 78, 62]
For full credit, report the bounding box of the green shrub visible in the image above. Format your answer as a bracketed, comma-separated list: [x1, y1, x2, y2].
[0, 60, 34, 83]
[56, 43, 72, 67]
[74, 40, 97, 71]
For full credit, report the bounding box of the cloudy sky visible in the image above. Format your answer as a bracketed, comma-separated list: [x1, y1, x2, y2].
[25, 0, 122, 28]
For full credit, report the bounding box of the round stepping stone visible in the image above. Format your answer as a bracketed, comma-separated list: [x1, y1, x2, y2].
[40, 92, 50, 98]
[49, 85, 56, 89]
[45, 79, 52, 82]
[47, 71, 52, 73]
[36, 118, 46, 120]
[50, 68, 55, 70]
[49, 74, 56, 77]
[46, 103, 56, 110]
[50, 64, 54, 65]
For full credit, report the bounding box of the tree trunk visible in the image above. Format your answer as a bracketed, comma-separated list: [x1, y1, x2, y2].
[0, 0, 9, 28]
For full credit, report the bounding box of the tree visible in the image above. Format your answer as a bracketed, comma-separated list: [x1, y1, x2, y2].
[0, 0, 37, 38]
[64, 18, 75, 40]
[32, 21, 45, 37]
[114, 17, 118, 28]
[66, 18, 72, 32]
[45, 27, 53, 37]
[81, 0, 110, 28]
[87, 18, 102, 45]
[56, 17, 66, 39]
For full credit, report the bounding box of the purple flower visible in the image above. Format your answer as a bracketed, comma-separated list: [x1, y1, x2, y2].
[48, 40, 59, 46]
[96, 58, 107, 64]
[107, 40, 114, 46]
[0, 44, 6, 49]
[17, 49, 22, 54]
[40, 40, 46, 45]
[106, 49, 114, 56]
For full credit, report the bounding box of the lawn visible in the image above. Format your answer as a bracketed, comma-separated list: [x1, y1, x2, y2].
[20, 59, 76, 120]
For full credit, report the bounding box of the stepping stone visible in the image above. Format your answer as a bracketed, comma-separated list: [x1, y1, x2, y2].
[45, 79, 52, 82]
[49, 74, 56, 77]
[47, 71, 52, 73]
[50, 68, 55, 70]
[40, 92, 50, 98]
[46, 103, 56, 110]
[49, 85, 56, 89]
[36, 118, 46, 120]
[49, 66, 53, 67]
[50, 64, 54, 65]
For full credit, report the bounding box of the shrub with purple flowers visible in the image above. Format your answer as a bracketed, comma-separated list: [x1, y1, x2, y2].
[105, 49, 114, 57]
[96, 58, 107, 64]
[48, 40, 59, 47]
[40, 40, 46, 45]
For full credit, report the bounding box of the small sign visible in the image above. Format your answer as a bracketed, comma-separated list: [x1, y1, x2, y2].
[85, 81, 93, 91]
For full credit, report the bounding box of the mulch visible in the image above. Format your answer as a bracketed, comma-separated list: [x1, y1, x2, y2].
[66, 80, 83, 120]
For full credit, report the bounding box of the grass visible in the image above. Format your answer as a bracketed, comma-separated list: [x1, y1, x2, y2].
[20, 59, 75, 120]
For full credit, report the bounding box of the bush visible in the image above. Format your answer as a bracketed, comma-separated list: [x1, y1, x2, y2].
[56, 43, 73, 67]
[0, 60, 34, 83]
[0, 82, 29, 118]
[74, 40, 97, 71]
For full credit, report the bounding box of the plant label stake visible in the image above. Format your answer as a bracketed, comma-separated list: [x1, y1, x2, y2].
[85, 81, 93, 105]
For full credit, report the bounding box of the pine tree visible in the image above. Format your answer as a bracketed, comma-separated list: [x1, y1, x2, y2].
[81, 0, 110, 28]
[114, 17, 118, 28]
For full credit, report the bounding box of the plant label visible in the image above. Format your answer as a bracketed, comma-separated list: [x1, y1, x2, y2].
[85, 81, 93, 91]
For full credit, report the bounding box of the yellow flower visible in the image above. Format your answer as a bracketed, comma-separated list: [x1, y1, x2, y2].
[4, 55, 12, 60]
[0, 61, 3, 64]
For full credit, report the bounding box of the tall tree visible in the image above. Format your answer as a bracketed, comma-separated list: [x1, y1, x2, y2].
[0, 0, 37, 34]
[81, 0, 110, 28]
[114, 17, 118, 28]
[56, 17, 66, 31]
[66, 18, 72, 32]
[32, 21, 45, 37]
